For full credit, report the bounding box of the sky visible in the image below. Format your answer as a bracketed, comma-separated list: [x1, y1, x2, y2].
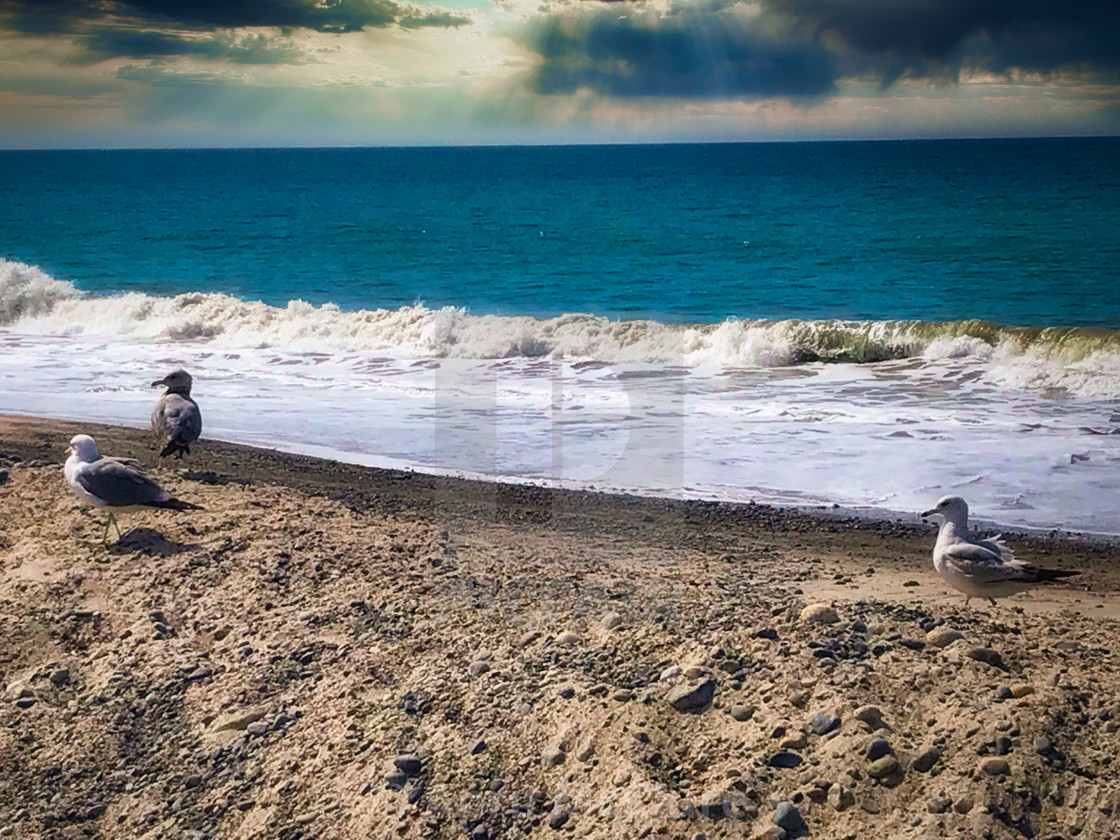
[1, 0, 1118, 148]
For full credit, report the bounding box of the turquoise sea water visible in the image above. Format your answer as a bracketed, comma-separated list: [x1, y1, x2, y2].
[3, 137, 1118, 326]
[2, 138, 1120, 533]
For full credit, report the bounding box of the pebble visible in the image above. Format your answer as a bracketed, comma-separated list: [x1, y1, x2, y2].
[49, 667, 70, 687]
[394, 754, 424, 776]
[556, 631, 580, 646]
[954, 796, 974, 814]
[14, 697, 35, 710]
[980, 757, 1010, 776]
[541, 746, 566, 767]
[470, 739, 487, 755]
[854, 705, 885, 730]
[799, 603, 839, 624]
[728, 704, 755, 722]
[780, 732, 808, 750]
[558, 686, 575, 699]
[468, 660, 490, 677]
[927, 796, 952, 814]
[827, 783, 853, 811]
[768, 751, 803, 769]
[547, 806, 570, 830]
[867, 755, 901, 779]
[659, 666, 682, 682]
[1010, 684, 1035, 698]
[967, 647, 1008, 670]
[925, 627, 963, 648]
[667, 679, 716, 713]
[811, 712, 841, 735]
[600, 611, 623, 630]
[186, 666, 213, 683]
[774, 801, 806, 833]
[1034, 735, 1053, 755]
[245, 721, 270, 736]
[866, 739, 892, 761]
[911, 746, 940, 773]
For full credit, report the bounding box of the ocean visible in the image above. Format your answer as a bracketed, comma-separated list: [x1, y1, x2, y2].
[2, 138, 1119, 533]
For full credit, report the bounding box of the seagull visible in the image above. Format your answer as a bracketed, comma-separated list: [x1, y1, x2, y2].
[151, 368, 202, 459]
[921, 495, 1079, 605]
[64, 434, 202, 542]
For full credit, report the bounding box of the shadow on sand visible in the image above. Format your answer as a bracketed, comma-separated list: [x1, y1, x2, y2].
[109, 528, 201, 557]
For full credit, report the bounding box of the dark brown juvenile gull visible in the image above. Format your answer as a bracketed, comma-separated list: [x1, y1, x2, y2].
[64, 434, 202, 542]
[151, 368, 202, 459]
[922, 495, 1079, 605]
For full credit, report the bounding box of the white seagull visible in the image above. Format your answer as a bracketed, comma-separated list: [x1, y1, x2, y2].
[151, 368, 202, 459]
[64, 434, 202, 542]
[922, 495, 1079, 605]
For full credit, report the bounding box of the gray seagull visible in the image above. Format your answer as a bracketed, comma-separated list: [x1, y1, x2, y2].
[151, 368, 202, 459]
[922, 495, 1079, 605]
[64, 434, 202, 542]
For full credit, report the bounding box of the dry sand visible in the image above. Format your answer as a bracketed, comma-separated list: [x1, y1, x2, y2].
[1, 414, 1119, 840]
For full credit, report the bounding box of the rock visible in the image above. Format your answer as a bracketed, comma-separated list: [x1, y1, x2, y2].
[186, 666, 213, 682]
[866, 739, 892, 761]
[954, 797, 974, 814]
[780, 732, 808, 750]
[967, 647, 1008, 670]
[768, 751, 803, 769]
[600, 611, 623, 630]
[995, 736, 1012, 755]
[811, 712, 841, 735]
[659, 666, 682, 682]
[612, 690, 634, 702]
[667, 679, 716, 713]
[799, 604, 839, 625]
[755, 627, 779, 641]
[468, 660, 490, 677]
[867, 755, 901, 779]
[827, 783, 853, 811]
[577, 745, 595, 762]
[981, 758, 1010, 776]
[1034, 735, 1053, 755]
[774, 801, 806, 834]
[385, 771, 408, 790]
[14, 697, 34, 709]
[541, 746, 566, 767]
[556, 631, 580, 646]
[245, 721, 270, 736]
[927, 796, 952, 814]
[854, 705, 885, 730]
[756, 828, 787, 840]
[211, 707, 268, 732]
[911, 746, 940, 773]
[49, 667, 70, 687]
[548, 806, 570, 830]
[1010, 684, 1035, 698]
[559, 686, 575, 699]
[470, 739, 487, 755]
[394, 754, 424, 776]
[729, 704, 755, 722]
[926, 627, 964, 648]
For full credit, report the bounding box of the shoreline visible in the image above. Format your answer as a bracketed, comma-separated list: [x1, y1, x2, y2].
[3, 409, 1117, 545]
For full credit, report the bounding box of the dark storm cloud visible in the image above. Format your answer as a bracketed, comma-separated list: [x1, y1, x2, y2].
[523, 0, 1120, 102]
[767, 0, 1120, 86]
[0, 0, 472, 59]
[527, 3, 837, 99]
[81, 29, 311, 64]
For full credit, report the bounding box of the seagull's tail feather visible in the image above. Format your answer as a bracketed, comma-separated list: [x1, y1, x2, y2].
[147, 497, 204, 512]
[159, 440, 190, 458]
[1025, 566, 1080, 583]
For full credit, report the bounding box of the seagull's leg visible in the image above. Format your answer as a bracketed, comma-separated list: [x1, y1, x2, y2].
[988, 597, 997, 606]
[102, 513, 112, 543]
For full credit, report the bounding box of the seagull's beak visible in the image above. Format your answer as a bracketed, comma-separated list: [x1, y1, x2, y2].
[921, 508, 937, 518]
[151, 378, 166, 388]
[65, 446, 72, 455]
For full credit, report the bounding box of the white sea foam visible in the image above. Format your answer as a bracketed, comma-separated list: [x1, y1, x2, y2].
[3, 260, 1120, 397]
[3, 259, 1120, 533]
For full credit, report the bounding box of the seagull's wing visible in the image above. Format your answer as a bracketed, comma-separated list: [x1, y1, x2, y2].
[159, 395, 202, 445]
[976, 533, 1016, 563]
[938, 540, 1033, 584]
[77, 459, 170, 507]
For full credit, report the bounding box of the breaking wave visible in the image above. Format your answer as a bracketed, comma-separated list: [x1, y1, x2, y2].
[3, 259, 1120, 395]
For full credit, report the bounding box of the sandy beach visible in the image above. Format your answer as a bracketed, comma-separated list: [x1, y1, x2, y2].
[2, 413, 1119, 840]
